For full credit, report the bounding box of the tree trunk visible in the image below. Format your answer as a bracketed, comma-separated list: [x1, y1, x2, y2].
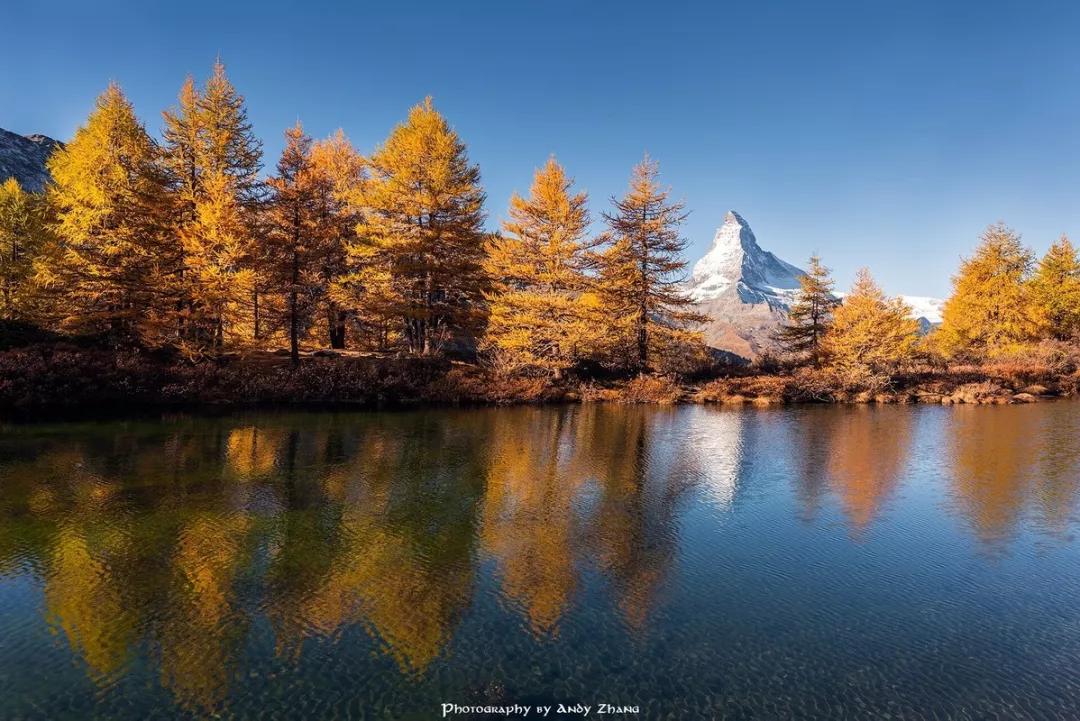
[328, 305, 346, 349]
[290, 244, 300, 368]
[253, 289, 260, 340]
[637, 309, 648, 374]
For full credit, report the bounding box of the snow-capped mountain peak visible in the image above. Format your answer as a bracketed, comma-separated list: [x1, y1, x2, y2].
[688, 210, 804, 308]
[688, 210, 944, 360]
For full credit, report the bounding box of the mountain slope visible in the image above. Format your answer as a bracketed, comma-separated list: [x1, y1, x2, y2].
[0, 128, 60, 192]
[686, 211, 942, 360]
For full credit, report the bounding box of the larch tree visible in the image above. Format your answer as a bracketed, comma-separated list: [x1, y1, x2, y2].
[594, 156, 703, 374]
[309, 130, 364, 348]
[46, 83, 170, 340]
[353, 97, 487, 355]
[0, 178, 53, 323]
[266, 123, 341, 366]
[180, 169, 255, 351]
[773, 254, 838, 364]
[162, 61, 263, 352]
[937, 222, 1035, 359]
[823, 268, 918, 373]
[1029, 235, 1080, 341]
[160, 75, 202, 342]
[482, 157, 594, 378]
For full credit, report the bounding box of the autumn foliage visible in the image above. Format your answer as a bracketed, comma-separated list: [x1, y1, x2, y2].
[1, 62, 1079, 408]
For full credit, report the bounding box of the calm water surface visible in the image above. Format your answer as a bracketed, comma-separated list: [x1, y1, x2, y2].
[2, 403, 1080, 719]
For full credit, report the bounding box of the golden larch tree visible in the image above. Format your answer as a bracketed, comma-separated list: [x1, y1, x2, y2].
[823, 268, 918, 374]
[353, 97, 487, 355]
[162, 61, 263, 352]
[1029, 235, 1080, 341]
[309, 130, 364, 348]
[47, 83, 170, 340]
[266, 123, 342, 365]
[482, 157, 595, 378]
[0, 178, 54, 323]
[936, 222, 1035, 359]
[594, 155, 703, 374]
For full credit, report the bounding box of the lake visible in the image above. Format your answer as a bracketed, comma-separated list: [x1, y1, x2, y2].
[2, 403, 1080, 719]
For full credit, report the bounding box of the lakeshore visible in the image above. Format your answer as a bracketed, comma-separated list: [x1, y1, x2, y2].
[2, 343, 1075, 416]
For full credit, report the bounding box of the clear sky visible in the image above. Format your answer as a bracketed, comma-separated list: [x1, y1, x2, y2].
[4, 0, 1079, 297]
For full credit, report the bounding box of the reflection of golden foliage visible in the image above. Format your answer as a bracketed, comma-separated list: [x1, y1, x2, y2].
[158, 512, 252, 714]
[226, 427, 282, 477]
[583, 407, 682, 631]
[827, 408, 912, 534]
[266, 421, 481, 675]
[482, 409, 584, 637]
[294, 514, 471, 674]
[44, 528, 136, 680]
[950, 407, 1033, 545]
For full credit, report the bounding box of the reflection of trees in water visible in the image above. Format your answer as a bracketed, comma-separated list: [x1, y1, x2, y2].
[480, 406, 696, 634]
[158, 511, 254, 713]
[1, 408, 696, 702]
[29, 405, 1080, 709]
[827, 407, 912, 534]
[481, 407, 587, 638]
[949, 406, 1080, 546]
[264, 413, 486, 674]
[582, 407, 694, 630]
[790, 407, 912, 535]
[44, 526, 139, 681]
[949, 407, 1035, 546]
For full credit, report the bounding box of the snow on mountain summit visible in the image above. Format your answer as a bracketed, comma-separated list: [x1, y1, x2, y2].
[688, 210, 805, 307]
[687, 210, 943, 360]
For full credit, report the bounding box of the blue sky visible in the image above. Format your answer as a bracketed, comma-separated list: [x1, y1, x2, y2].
[4, 0, 1079, 297]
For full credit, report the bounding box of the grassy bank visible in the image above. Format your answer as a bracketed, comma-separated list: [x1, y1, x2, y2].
[2, 343, 1078, 416]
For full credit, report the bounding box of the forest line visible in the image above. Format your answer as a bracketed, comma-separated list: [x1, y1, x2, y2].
[2, 61, 1079, 407]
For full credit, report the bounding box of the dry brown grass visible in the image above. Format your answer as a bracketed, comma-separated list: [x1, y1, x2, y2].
[3, 339, 1078, 415]
[581, 374, 683, 404]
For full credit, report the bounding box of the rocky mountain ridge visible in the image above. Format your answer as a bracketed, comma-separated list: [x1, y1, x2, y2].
[0, 127, 60, 192]
[687, 211, 943, 360]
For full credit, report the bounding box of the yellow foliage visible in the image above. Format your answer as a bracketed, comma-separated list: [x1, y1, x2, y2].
[162, 61, 263, 353]
[47, 83, 170, 339]
[482, 157, 594, 377]
[823, 268, 918, 373]
[1029, 235, 1080, 341]
[0, 178, 53, 322]
[594, 156, 705, 373]
[936, 223, 1036, 359]
[351, 97, 487, 355]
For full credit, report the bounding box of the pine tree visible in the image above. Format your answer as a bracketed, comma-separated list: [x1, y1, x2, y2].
[937, 222, 1035, 359]
[353, 97, 487, 355]
[594, 156, 703, 374]
[1029, 235, 1080, 341]
[482, 157, 594, 378]
[47, 83, 170, 340]
[823, 268, 918, 373]
[0, 179, 53, 322]
[266, 123, 342, 365]
[773, 254, 838, 363]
